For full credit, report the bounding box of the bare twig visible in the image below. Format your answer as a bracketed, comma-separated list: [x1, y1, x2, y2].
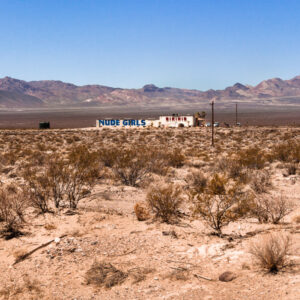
[170, 266, 188, 271]
[166, 259, 198, 266]
[13, 234, 67, 266]
[107, 248, 137, 257]
[194, 274, 213, 281]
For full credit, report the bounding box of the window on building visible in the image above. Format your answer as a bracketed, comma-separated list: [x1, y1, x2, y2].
[166, 117, 169, 121]
[184, 117, 187, 121]
[172, 117, 175, 121]
[178, 117, 181, 121]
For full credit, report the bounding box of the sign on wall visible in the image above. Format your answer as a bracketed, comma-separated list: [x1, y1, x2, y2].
[98, 119, 146, 126]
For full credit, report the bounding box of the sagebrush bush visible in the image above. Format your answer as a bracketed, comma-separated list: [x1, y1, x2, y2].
[147, 148, 170, 175]
[65, 145, 99, 209]
[112, 147, 150, 186]
[185, 170, 207, 194]
[0, 186, 27, 236]
[24, 168, 52, 214]
[146, 184, 183, 223]
[167, 148, 185, 168]
[235, 146, 266, 169]
[46, 156, 68, 209]
[99, 147, 119, 167]
[250, 195, 293, 224]
[249, 233, 291, 273]
[286, 163, 297, 175]
[249, 170, 272, 194]
[191, 174, 253, 235]
[271, 141, 300, 162]
[293, 215, 300, 224]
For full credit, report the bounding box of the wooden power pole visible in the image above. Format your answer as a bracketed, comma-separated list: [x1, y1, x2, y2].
[235, 103, 238, 125]
[211, 100, 214, 147]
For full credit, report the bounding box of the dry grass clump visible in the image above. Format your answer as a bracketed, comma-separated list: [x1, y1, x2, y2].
[164, 268, 190, 281]
[85, 262, 127, 288]
[146, 184, 183, 223]
[134, 202, 150, 221]
[0, 275, 42, 299]
[250, 195, 293, 224]
[191, 174, 252, 235]
[249, 233, 292, 273]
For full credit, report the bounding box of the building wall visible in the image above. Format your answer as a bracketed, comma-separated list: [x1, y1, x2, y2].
[159, 115, 195, 127]
[96, 115, 198, 128]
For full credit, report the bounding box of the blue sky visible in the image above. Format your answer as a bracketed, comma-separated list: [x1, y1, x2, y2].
[0, 0, 300, 90]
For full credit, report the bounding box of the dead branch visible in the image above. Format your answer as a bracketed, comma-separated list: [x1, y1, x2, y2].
[13, 234, 67, 266]
[194, 274, 213, 281]
[107, 248, 137, 257]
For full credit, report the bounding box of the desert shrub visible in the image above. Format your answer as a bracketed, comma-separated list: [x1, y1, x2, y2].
[250, 195, 293, 224]
[2, 151, 18, 166]
[85, 262, 127, 288]
[191, 174, 252, 235]
[45, 156, 68, 209]
[112, 147, 150, 186]
[286, 163, 297, 175]
[147, 149, 169, 176]
[24, 168, 52, 214]
[185, 170, 207, 194]
[134, 202, 150, 221]
[249, 233, 291, 273]
[235, 146, 266, 169]
[167, 148, 185, 168]
[146, 184, 183, 223]
[99, 147, 119, 167]
[65, 146, 99, 209]
[271, 141, 300, 163]
[29, 150, 47, 166]
[0, 186, 27, 236]
[217, 157, 249, 182]
[249, 170, 272, 194]
[293, 215, 300, 223]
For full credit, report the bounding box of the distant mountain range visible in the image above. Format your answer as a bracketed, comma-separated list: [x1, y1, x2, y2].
[1, 76, 300, 109]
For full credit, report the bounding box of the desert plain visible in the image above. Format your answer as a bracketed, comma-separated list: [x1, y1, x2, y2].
[0, 125, 299, 300]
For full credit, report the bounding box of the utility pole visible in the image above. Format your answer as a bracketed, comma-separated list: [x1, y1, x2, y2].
[235, 102, 238, 125]
[211, 100, 214, 147]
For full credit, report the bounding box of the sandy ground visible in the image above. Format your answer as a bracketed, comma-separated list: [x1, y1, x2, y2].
[0, 127, 299, 299]
[1, 172, 300, 299]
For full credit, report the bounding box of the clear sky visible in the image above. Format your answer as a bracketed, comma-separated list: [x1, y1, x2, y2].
[0, 0, 300, 90]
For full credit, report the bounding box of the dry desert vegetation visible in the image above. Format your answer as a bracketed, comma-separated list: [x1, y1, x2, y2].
[0, 126, 300, 299]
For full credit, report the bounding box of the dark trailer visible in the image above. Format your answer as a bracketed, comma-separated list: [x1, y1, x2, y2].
[39, 122, 50, 129]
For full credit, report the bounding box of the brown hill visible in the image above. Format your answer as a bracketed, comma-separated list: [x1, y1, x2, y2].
[0, 89, 44, 108]
[0, 75, 300, 109]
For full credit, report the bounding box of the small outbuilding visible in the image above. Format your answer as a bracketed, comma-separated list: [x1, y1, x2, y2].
[39, 122, 50, 129]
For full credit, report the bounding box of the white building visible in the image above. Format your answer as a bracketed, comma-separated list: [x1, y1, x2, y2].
[148, 115, 195, 128]
[96, 114, 204, 128]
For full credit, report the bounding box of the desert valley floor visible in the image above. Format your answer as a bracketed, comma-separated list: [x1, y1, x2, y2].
[0, 126, 299, 299]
